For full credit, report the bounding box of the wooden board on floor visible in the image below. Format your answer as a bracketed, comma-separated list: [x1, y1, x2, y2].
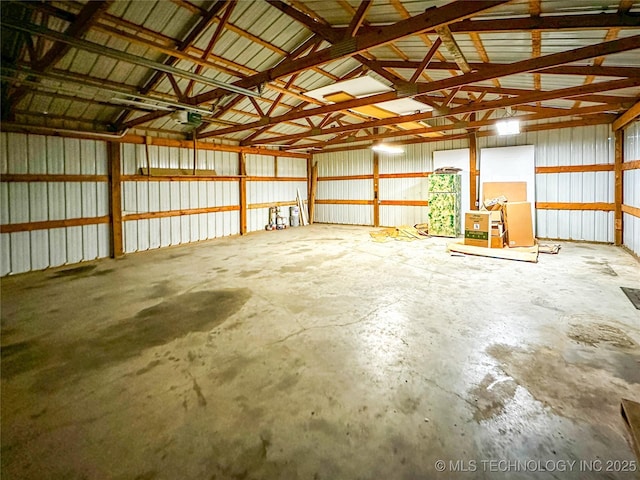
[621, 399, 640, 461]
[447, 240, 539, 263]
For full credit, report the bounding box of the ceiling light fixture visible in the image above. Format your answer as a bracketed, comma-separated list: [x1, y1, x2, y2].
[372, 143, 404, 154]
[496, 119, 520, 136]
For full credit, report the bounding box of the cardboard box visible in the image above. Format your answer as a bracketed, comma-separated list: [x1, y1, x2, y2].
[489, 210, 503, 223]
[491, 226, 505, 249]
[464, 211, 491, 248]
[483, 182, 527, 203]
[504, 201, 535, 247]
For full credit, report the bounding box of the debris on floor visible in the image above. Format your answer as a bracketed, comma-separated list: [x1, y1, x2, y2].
[369, 226, 427, 242]
[447, 240, 539, 263]
[539, 244, 562, 254]
[621, 398, 640, 460]
[621, 287, 640, 310]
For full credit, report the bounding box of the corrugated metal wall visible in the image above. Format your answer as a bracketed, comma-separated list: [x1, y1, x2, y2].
[121, 143, 240, 253]
[623, 121, 640, 256]
[245, 154, 308, 232]
[479, 124, 615, 242]
[315, 150, 373, 225]
[1, 133, 109, 275]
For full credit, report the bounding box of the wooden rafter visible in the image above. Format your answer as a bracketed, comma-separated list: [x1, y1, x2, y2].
[7, 0, 112, 116]
[241, 78, 637, 146]
[201, 36, 640, 139]
[409, 38, 442, 83]
[126, 0, 507, 130]
[184, 0, 236, 98]
[345, 1, 372, 38]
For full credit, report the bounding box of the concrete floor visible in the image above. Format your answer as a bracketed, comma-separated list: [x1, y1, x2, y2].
[2, 225, 640, 480]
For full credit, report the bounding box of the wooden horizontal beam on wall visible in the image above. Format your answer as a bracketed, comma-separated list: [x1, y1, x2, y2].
[118, 135, 311, 159]
[248, 201, 297, 209]
[1, 174, 109, 182]
[379, 172, 431, 179]
[120, 175, 308, 182]
[622, 160, 640, 170]
[0, 216, 110, 233]
[622, 204, 640, 218]
[122, 205, 239, 221]
[315, 199, 374, 205]
[535, 202, 615, 211]
[246, 176, 307, 182]
[535, 164, 614, 174]
[122, 174, 239, 182]
[379, 200, 429, 207]
[0, 124, 311, 159]
[318, 175, 374, 181]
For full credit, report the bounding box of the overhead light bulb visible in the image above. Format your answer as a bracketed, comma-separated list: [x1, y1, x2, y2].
[372, 143, 404, 154]
[496, 119, 520, 136]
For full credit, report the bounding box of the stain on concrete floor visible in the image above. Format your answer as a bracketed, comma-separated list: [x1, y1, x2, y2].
[568, 323, 637, 348]
[1, 289, 251, 385]
[487, 343, 639, 428]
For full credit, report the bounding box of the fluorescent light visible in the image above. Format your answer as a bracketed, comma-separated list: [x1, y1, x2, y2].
[496, 119, 520, 136]
[372, 143, 404, 154]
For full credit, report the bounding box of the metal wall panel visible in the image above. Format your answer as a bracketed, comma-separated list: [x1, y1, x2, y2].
[246, 180, 308, 232]
[623, 121, 639, 254]
[277, 157, 308, 177]
[121, 142, 243, 253]
[1, 133, 109, 274]
[379, 206, 428, 228]
[317, 179, 373, 201]
[316, 150, 372, 176]
[479, 125, 614, 242]
[315, 205, 372, 226]
[379, 151, 430, 174]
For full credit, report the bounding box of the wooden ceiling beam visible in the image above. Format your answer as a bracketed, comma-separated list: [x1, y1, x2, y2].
[345, 1, 373, 38]
[612, 100, 640, 131]
[190, 1, 508, 107]
[316, 116, 615, 154]
[113, 0, 227, 126]
[435, 25, 472, 74]
[310, 105, 623, 149]
[202, 36, 640, 138]
[7, 0, 112, 116]
[409, 38, 442, 83]
[184, 1, 236, 98]
[373, 61, 640, 78]
[242, 78, 638, 145]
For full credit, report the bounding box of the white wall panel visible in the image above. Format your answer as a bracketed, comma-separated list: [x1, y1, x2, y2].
[316, 150, 372, 175]
[379, 206, 428, 227]
[1, 234, 11, 275]
[315, 205, 372, 225]
[379, 149, 431, 174]
[379, 178, 427, 201]
[317, 179, 373, 201]
[1, 133, 110, 275]
[623, 120, 639, 255]
[478, 125, 614, 242]
[246, 180, 307, 232]
[277, 157, 307, 177]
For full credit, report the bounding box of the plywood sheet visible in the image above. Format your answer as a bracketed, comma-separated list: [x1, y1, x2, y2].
[447, 240, 538, 263]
